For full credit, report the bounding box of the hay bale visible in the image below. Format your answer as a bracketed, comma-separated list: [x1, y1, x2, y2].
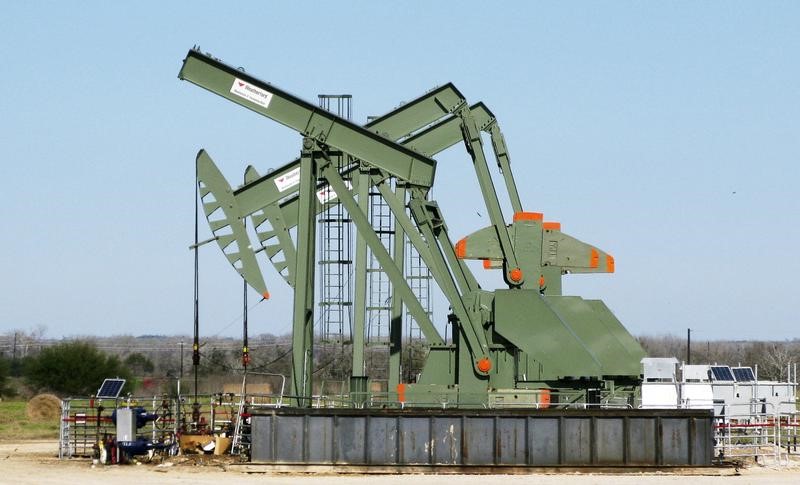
[26, 393, 62, 422]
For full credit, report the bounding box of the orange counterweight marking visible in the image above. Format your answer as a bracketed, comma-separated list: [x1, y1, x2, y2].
[539, 389, 551, 408]
[477, 358, 492, 373]
[606, 254, 615, 273]
[513, 211, 544, 222]
[542, 222, 561, 230]
[455, 238, 467, 259]
[590, 248, 599, 268]
[509, 268, 523, 282]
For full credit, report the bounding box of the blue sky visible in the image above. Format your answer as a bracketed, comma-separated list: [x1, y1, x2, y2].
[1, 2, 798, 341]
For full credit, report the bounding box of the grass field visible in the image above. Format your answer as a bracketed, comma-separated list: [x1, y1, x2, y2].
[0, 400, 60, 440]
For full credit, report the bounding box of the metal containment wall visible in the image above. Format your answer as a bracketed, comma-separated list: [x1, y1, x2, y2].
[250, 408, 713, 467]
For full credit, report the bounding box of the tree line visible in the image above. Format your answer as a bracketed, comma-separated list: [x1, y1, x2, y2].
[638, 334, 798, 381]
[1, 330, 797, 398]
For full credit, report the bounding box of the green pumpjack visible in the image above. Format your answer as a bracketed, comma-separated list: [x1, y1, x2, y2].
[179, 48, 645, 408]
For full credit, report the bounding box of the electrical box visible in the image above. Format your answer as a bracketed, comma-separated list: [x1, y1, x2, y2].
[115, 408, 137, 443]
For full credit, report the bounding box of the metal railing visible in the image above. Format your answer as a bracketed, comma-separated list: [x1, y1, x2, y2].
[58, 380, 289, 460]
[58, 397, 117, 458]
[231, 372, 287, 457]
[713, 401, 799, 465]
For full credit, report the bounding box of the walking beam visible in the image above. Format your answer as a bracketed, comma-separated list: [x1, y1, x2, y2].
[179, 49, 436, 187]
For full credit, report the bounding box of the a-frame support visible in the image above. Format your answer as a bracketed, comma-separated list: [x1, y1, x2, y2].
[290, 138, 317, 406]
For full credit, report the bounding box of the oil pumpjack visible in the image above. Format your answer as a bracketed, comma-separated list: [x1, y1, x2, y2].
[178, 48, 712, 467]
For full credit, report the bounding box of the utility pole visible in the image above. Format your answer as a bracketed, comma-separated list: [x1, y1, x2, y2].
[687, 328, 691, 365]
[177, 340, 184, 433]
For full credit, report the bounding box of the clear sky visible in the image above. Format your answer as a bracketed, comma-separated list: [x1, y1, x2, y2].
[1, 1, 798, 341]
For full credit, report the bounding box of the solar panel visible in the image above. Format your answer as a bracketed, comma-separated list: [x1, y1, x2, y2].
[710, 366, 734, 382]
[97, 378, 126, 398]
[732, 367, 755, 382]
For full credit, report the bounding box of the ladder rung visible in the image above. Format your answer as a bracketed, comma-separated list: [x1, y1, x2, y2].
[320, 339, 352, 344]
[319, 218, 353, 223]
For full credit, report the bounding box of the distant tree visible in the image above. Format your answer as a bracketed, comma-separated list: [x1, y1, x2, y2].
[199, 347, 237, 376]
[24, 341, 132, 397]
[403, 339, 429, 383]
[124, 352, 155, 375]
[0, 355, 11, 397]
[747, 342, 794, 381]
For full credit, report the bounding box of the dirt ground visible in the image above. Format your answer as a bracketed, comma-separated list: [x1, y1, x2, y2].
[1, 440, 799, 485]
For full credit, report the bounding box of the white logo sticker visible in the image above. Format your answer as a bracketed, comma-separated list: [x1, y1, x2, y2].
[230, 78, 273, 109]
[274, 167, 301, 192]
[316, 181, 353, 204]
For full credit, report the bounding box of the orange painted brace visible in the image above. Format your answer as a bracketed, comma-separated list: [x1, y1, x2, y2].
[513, 211, 543, 222]
[477, 357, 492, 373]
[542, 222, 561, 230]
[590, 248, 599, 269]
[455, 238, 467, 259]
[262, 291, 270, 300]
[397, 383, 406, 403]
[606, 254, 615, 273]
[482, 259, 492, 269]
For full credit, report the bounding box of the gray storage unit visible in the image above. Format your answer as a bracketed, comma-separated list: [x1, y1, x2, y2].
[251, 408, 713, 467]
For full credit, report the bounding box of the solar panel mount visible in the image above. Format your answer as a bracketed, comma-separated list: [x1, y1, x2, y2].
[96, 378, 126, 398]
[732, 367, 755, 382]
[710, 366, 734, 382]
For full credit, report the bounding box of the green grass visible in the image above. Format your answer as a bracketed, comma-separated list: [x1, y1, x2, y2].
[0, 401, 60, 440]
